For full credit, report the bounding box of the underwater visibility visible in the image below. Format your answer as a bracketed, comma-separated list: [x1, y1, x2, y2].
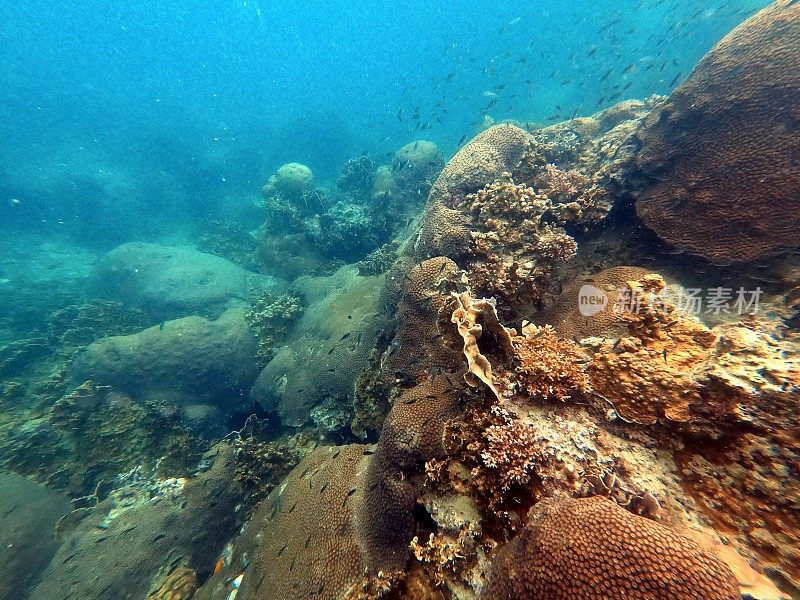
[1, 0, 799, 598]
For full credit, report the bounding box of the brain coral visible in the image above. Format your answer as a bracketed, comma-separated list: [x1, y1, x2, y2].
[635, 1, 800, 262]
[261, 162, 315, 200]
[415, 124, 532, 260]
[237, 444, 374, 600]
[483, 496, 740, 600]
[537, 266, 653, 339]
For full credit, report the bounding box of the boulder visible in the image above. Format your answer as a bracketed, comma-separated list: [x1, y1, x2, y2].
[98, 242, 286, 318]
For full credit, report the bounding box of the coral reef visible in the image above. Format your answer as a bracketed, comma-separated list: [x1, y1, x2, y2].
[196, 220, 258, 270]
[338, 155, 376, 202]
[634, 1, 800, 262]
[538, 265, 654, 338]
[195, 445, 384, 600]
[517, 100, 653, 226]
[254, 145, 444, 280]
[392, 140, 444, 195]
[46, 299, 148, 354]
[230, 416, 312, 512]
[379, 256, 465, 385]
[250, 266, 388, 432]
[357, 240, 400, 276]
[356, 376, 465, 576]
[483, 496, 740, 600]
[415, 124, 531, 261]
[244, 291, 304, 365]
[1, 381, 202, 497]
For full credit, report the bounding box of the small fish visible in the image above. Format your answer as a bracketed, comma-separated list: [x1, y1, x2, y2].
[600, 68, 614, 82]
[622, 63, 637, 74]
[669, 72, 683, 87]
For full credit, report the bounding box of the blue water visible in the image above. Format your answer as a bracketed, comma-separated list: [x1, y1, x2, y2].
[0, 0, 766, 241]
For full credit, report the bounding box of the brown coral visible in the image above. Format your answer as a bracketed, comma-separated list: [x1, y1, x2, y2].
[512, 323, 589, 402]
[483, 496, 740, 600]
[415, 124, 532, 260]
[635, 1, 800, 262]
[537, 266, 653, 339]
[455, 174, 578, 314]
[356, 376, 465, 575]
[380, 256, 465, 384]
[239, 445, 377, 600]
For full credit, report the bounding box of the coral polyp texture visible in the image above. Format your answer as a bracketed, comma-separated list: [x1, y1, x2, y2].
[483, 496, 741, 600]
[635, 0, 800, 262]
[197, 445, 378, 600]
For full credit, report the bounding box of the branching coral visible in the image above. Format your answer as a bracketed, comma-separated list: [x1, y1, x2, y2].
[196, 220, 257, 270]
[477, 405, 543, 493]
[244, 292, 304, 365]
[512, 323, 589, 402]
[231, 417, 310, 513]
[454, 173, 577, 315]
[410, 530, 472, 587]
[338, 156, 376, 202]
[443, 404, 552, 517]
[529, 163, 588, 203]
[357, 241, 399, 276]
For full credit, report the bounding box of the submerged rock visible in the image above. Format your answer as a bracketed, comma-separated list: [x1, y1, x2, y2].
[0, 473, 70, 600]
[250, 265, 387, 433]
[98, 242, 286, 319]
[69, 307, 260, 412]
[28, 446, 240, 600]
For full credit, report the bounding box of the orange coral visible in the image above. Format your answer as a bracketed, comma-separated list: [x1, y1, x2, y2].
[588, 274, 718, 425]
[512, 323, 589, 402]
